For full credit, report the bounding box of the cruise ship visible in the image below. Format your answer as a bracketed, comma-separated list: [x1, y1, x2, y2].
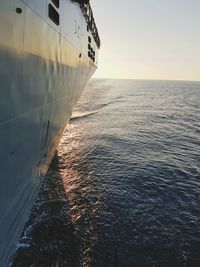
[0, 0, 100, 265]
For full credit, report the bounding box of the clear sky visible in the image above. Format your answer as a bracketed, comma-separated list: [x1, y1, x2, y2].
[90, 0, 200, 81]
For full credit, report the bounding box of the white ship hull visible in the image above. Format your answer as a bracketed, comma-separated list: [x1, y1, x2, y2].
[0, 0, 99, 265]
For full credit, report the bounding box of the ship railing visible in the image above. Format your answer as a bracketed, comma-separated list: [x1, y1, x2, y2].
[72, 0, 101, 48]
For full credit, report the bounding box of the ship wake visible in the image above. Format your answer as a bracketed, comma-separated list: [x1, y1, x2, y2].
[71, 110, 100, 121]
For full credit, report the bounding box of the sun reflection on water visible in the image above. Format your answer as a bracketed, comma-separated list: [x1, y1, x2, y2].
[56, 122, 102, 266]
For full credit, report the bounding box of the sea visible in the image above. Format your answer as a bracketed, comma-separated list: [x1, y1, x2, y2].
[12, 79, 200, 267]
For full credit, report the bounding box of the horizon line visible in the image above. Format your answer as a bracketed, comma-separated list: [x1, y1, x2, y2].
[91, 77, 200, 83]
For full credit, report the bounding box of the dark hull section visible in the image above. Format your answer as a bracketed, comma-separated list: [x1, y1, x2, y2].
[0, 0, 97, 265]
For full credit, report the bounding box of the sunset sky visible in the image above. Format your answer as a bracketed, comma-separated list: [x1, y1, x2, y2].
[90, 0, 200, 81]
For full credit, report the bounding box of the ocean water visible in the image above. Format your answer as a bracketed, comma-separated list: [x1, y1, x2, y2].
[12, 79, 200, 267]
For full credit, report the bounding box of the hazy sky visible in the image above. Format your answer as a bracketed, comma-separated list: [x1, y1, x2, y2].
[90, 0, 200, 81]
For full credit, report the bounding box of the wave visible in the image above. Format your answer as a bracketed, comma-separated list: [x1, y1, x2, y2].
[71, 110, 100, 121]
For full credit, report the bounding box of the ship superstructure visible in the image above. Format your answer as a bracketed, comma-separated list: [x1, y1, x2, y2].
[0, 0, 100, 265]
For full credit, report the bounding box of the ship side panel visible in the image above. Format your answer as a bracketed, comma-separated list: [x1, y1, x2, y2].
[0, 0, 97, 265]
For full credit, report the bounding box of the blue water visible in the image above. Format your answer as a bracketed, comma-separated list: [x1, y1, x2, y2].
[13, 79, 200, 266]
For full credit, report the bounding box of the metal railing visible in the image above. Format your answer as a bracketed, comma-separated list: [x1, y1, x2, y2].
[72, 0, 101, 48]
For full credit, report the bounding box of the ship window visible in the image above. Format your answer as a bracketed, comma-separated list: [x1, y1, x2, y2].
[52, 0, 59, 8]
[48, 4, 59, 25]
[88, 36, 91, 43]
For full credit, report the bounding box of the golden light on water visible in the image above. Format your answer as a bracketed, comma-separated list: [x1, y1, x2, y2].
[56, 122, 102, 266]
